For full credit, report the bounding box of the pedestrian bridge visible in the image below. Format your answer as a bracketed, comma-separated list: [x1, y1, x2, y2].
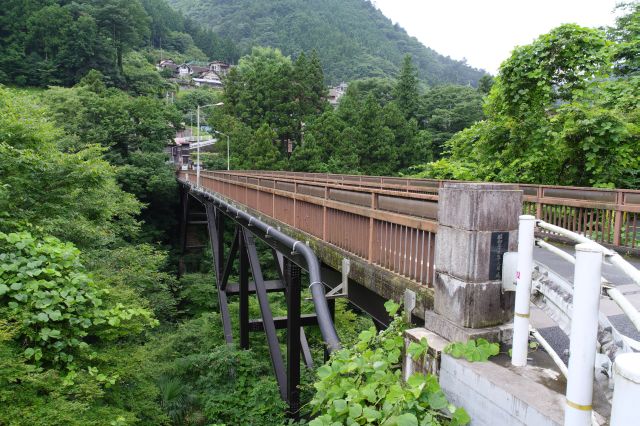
[177, 170, 640, 420]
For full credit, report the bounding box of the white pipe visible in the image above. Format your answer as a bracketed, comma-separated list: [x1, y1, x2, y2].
[607, 287, 640, 332]
[536, 220, 593, 245]
[610, 353, 640, 426]
[537, 219, 640, 287]
[536, 239, 576, 265]
[512, 215, 536, 367]
[536, 239, 640, 333]
[531, 328, 569, 378]
[608, 254, 640, 286]
[564, 244, 603, 426]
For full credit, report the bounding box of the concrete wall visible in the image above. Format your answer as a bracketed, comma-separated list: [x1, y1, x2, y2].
[439, 354, 564, 426]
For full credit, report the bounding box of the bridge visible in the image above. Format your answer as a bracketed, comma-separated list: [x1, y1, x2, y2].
[177, 170, 640, 423]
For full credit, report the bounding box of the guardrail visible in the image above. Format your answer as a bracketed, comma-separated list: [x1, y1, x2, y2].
[179, 170, 438, 286]
[229, 171, 640, 253]
[512, 215, 640, 426]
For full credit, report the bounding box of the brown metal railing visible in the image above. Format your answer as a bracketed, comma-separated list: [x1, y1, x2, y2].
[224, 171, 640, 252]
[180, 170, 640, 288]
[180, 170, 438, 286]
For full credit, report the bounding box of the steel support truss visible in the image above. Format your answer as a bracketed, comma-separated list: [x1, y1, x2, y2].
[180, 186, 334, 417]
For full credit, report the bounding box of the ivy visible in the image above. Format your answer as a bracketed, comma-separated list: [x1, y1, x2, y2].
[308, 301, 470, 426]
[443, 339, 500, 362]
[0, 231, 157, 370]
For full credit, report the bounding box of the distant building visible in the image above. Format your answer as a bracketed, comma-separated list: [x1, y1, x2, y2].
[327, 82, 348, 106]
[157, 59, 234, 89]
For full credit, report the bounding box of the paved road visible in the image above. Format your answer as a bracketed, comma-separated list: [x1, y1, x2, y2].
[531, 243, 640, 361]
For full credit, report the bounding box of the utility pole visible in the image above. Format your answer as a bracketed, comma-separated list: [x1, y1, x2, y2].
[197, 105, 201, 187]
[195, 102, 224, 186]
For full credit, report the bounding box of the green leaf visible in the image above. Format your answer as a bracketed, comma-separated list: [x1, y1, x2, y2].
[317, 365, 333, 379]
[362, 407, 380, 421]
[0, 284, 8, 295]
[384, 299, 400, 316]
[333, 399, 348, 414]
[408, 337, 429, 359]
[348, 403, 362, 418]
[395, 413, 418, 426]
[427, 391, 448, 410]
[451, 407, 471, 425]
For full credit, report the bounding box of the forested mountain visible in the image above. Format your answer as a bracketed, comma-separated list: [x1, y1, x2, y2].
[0, 0, 238, 88]
[167, 0, 486, 85]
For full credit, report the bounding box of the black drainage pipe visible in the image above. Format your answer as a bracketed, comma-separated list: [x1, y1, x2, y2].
[185, 181, 341, 352]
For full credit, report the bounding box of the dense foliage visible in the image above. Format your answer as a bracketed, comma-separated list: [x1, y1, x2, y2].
[309, 301, 470, 426]
[207, 49, 484, 176]
[414, 3, 640, 189]
[0, 0, 238, 89]
[167, 0, 486, 85]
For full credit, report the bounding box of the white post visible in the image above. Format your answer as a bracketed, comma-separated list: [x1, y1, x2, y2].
[196, 105, 201, 187]
[610, 353, 640, 426]
[564, 243, 602, 426]
[511, 215, 536, 367]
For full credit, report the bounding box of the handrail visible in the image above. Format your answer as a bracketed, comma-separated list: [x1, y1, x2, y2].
[536, 219, 640, 286]
[513, 215, 640, 425]
[183, 180, 342, 352]
[534, 238, 640, 333]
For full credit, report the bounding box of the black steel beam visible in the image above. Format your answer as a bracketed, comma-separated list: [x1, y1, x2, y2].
[285, 258, 302, 417]
[300, 328, 314, 369]
[239, 227, 250, 349]
[243, 230, 287, 399]
[186, 184, 341, 352]
[220, 227, 239, 291]
[225, 280, 286, 295]
[205, 203, 233, 344]
[247, 314, 318, 331]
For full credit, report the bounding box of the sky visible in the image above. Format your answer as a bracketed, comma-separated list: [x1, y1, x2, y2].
[373, 0, 622, 74]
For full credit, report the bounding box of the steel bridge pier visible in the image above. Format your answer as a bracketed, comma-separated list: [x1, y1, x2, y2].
[179, 184, 340, 417]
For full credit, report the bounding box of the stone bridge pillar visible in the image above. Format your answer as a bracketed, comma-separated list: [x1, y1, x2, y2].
[426, 182, 522, 342]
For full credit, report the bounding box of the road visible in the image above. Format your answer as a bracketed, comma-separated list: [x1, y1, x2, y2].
[531, 244, 640, 361]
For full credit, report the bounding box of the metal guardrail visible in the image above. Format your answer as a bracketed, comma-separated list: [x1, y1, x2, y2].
[180, 170, 438, 286]
[512, 215, 640, 426]
[235, 171, 640, 253]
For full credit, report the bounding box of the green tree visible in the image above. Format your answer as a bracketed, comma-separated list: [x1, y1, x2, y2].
[243, 124, 285, 170]
[477, 74, 494, 94]
[89, 0, 151, 75]
[422, 84, 484, 158]
[394, 55, 420, 119]
[609, 2, 640, 76]
[0, 87, 142, 248]
[289, 133, 327, 172]
[415, 21, 640, 188]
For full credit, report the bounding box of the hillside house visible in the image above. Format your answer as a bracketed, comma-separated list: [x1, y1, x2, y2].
[157, 59, 233, 88]
[327, 82, 348, 106]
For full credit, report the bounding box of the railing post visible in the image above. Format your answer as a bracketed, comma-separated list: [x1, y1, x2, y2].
[536, 186, 543, 218]
[367, 193, 377, 263]
[610, 353, 640, 426]
[511, 215, 536, 367]
[613, 190, 622, 246]
[564, 243, 602, 426]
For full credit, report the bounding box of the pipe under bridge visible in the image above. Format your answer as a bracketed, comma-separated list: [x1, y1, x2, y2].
[177, 169, 640, 417]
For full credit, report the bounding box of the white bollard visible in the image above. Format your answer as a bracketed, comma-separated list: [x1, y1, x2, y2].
[564, 243, 603, 426]
[610, 353, 640, 426]
[511, 215, 536, 367]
